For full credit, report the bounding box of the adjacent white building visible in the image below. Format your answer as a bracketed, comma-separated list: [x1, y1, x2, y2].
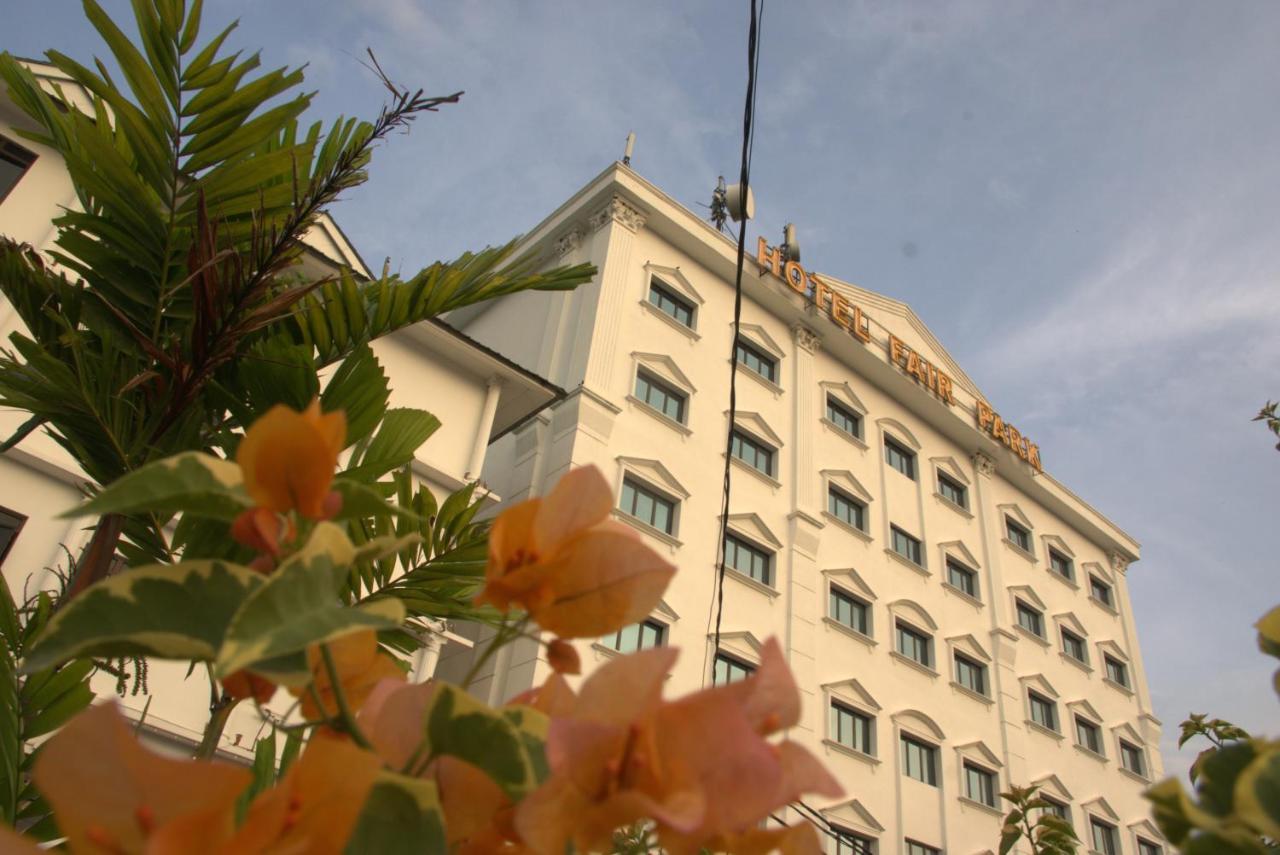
[446, 162, 1166, 855]
[0, 59, 563, 760]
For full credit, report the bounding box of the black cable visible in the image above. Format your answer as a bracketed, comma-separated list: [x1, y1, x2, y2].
[705, 0, 764, 683]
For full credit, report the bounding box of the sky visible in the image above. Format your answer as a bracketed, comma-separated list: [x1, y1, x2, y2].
[9, 1, 1279, 780]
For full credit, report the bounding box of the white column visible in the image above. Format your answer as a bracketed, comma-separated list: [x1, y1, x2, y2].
[409, 619, 448, 682]
[786, 324, 822, 736]
[465, 377, 503, 481]
[581, 195, 646, 395]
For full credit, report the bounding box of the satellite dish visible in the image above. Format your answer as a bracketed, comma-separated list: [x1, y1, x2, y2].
[725, 183, 755, 222]
[782, 222, 801, 263]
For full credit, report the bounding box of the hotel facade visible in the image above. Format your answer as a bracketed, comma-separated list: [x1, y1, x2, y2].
[447, 163, 1166, 855]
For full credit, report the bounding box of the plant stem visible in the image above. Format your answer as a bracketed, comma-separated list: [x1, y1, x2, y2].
[461, 619, 524, 689]
[194, 694, 239, 760]
[318, 642, 374, 750]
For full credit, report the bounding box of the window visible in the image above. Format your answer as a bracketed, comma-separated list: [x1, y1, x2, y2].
[1061, 629, 1087, 664]
[647, 278, 694, 328]
[829, 588, 870, 635]
[900, 735, 938, 786]
[830, 702, 873, 755]
[1039, 797, 1070, 822]
[735, 339, 777, 383]
[601, 619, 665, 654]
[1016, 600, 1045, 638]
[954, 653, 987, 696]
[833, 829, 877, 855]
[724, 533, 772, 586]
[1104, 655, 1130, 688]
[828, 487, 866, 531]
[713, 652, 754, 685]
[945, 558, 977, 598]
[937, 472, 967, 509]
[1089, 818, 1119, 855]
[0, 137, 37, 204]
[1120, 740, 1147, 777]
[1075, 717, 1103, 754]
[0, 507, 26, 569]
[964, 761, 997, 807]
[619, 477, 677, 535]
[1006, 517, 1032, 552]
[1137, 839, 1163, 855]
[1090, 575, 1114, 607]
[1028, 692, 1058, 732]
[826, 396, 863, 440]
[896, 621, 932, 668]
[730, 429, 775, 477]
[890, 525, 923, 566]
[905, 842, 939, 855]
[1048, 548, 1075, 582]
[884, 436, 916, 480]
[634, 370, 686, 423]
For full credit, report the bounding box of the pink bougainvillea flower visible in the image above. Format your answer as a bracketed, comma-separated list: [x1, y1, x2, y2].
[287, 629, 405, 722]
[236, 400, 346, 519]
[31, 701, 251, 854]
[545, 638, 581, 675]
[513, 639, 842, 855]
[474, 466, 675, 638]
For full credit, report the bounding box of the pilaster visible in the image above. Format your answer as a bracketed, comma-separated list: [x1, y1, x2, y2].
[582, 195, 646, 395]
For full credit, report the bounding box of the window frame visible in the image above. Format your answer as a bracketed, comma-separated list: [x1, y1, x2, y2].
[1137, 838, 1163, 855]
[1028, 691, 1058, 733]
[0, 506, 27, 570]
[945, 557, 978, 599]
[827, 485, 867, 533]
[600, 618, 667, 654]
[900, 734, 939, 786]
[1061, 628, 1088, 665]
[1119, 739, 1147, 778]
[1016, 599, 1045, 639]
[1039, 796, 1071, 824]
[734, 338, 777, 384]
[953, 652, 987, 697]
[1104, 654, 1130, 689]
[884, 436, 917, 480]
[723, 532, 773, 587]
[895, 620, 933, 669]
[647, 277, 696, 328]
[890, 524, 923, 567]
[1005, 516, 1032, 553]
[712, 651, 755, 685]
[618, 476, 678, 536]
[1089, 817, 1119, 855]
[830, 700, 875, 756]
[904, 841, 940, 855]
[833, 828, 877, 855]
[963, 760, 998, 808]
[1048, 547, 1075, 583]
[829, 586, 871, 636]
[825, 395, 864, 441]
[633, 368, 687, 425]
[936, 471, 968, 510]
[1089, 575, 1114, 608]
[0, 136, 38, 205]
[729, 428, 776, 478]
[1075, 716, 1104, 755]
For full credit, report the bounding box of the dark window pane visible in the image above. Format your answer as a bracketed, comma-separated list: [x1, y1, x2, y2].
[826, 396, 863, 439]
[884, 437, 916, 479]
[724, 533, 772, 586]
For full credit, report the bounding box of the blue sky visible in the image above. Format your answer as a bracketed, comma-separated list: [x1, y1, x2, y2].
[10, 1, 1279, 779]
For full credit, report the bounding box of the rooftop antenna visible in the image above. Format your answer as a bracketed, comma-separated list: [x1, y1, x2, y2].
[622, 131, 635, 166]
[780, 222, 800, 263]
[709, 177, 729, 232]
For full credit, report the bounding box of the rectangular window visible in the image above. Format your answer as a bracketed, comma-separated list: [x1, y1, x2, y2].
[834, 830, 877, 855]
[1120, 740, 1146, 777]
[884, 436, 916, 480]
[964, 762, 997, 807]
[1028, 692, 1057, 732]
[826, 396, 863, 440]
[828, 487, 866, 531]
[1048, 548, 1074, 582]
[1105, 655, 1130, 688]
[954, 653, 987, 696]
[890, 525, 923, 566]
[1075, 717, 1102, 754]
[0, 137, 37, 204]
[1039, 797, 1070, 822]
[905, 842, 939, 855]
[0, 507, 26, 569]
[945, 558, 977, 598]
[602, 619, 665, 654]
[634, 370, 686, 423]
[900, 735, 938, 786]
[730, 429, 775, 477]
[619, 477, 676, 535]
[1006, 517, 1032, 552]
[937, 472, 967, 509]
[735, 339, 777, 383]
[896, 621, 932, 668]
[1016, 600, 1044, 638]
[1090, 819, 1118, 855]
[1137, 839, 1163, 855]
[713, 652, 754, 685]
[647, 278, 694, 328]
[1090, 575, 1114, 607]
[830, 702, 873, 755]
[724, 533, 772, 586]
[829, 588, 870, 635]
[1061, 629, 1087, 664]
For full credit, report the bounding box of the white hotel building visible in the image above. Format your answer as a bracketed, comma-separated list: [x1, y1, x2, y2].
[447, 163, 1167, 855]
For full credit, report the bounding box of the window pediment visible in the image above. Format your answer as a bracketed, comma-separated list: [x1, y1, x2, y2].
[1032, 773, 1074, 802]
[892, 708, 946, 741]
[888, 598, 937, 632]
[711, 630, 764, 664]
[631, 352, 696, 393]
[1066, 698, 1104, 723]
[955, 739, 1003, 769]
[823, 677, 882, 713]
[820, 798, 885, 835]
[737, 322, 785, 360]
[644, 263, 704, 306]
[1127, 819, 1165, 842]
[931, 455, 971, 485]
[1042, 532, 1075, 559]
[1019, 672, 1060, 700]
[1009, 584, 1047, 611]
[999, 502, 1035, 531]
[1053, 611, 1089, 638]
[1082, 795, 1120, 823]
[615, 457, 689, 499]
[947, 633, 992, 663]
[653, 599, 680, 622]
[876, 416, 921, 450]
[820, 380, 868, 416]
[724, 512, 782, 549]
[1084, 560, 1112, 584]
[1111, 721, 1144, 744]
[823, 469, 874, 504]
[730, 410, 783, 448]
[823, 567, 877, 601]
[1096, 639, 1129, 662]
[940, 540, 980, 569]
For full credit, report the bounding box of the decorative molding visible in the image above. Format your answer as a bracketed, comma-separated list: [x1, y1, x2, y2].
[792, 323, 822, 353]
[588, 194, 647, 233]
[1109, 552, 1131, 575]
[552, 226, 583, 257]
[972, 451, 997, 478]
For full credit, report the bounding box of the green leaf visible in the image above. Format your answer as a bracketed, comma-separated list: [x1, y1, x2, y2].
[67, 451, 249, 520]
[341, 408, 439, 483]
[998, 825, 1022, 855]
[420, 684, 547, 800]
[344, 772, 446, 855]
[1234, 743, 1280, 839]
[1256, 606, 1280, 660]
[1199, 741, 1261, 817]
[332, 479, 423, 523]
[22, 560, 264, 672]
[321, 344, 390, 449]
[216, 523, 406, 679]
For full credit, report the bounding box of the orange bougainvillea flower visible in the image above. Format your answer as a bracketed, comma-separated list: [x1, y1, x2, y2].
[31, 701, 251, 854]
[545, 638, 581, 675]
[230, 506, 293, 557]
[222, 669, 277, 705]
[288, 629, 405, 722]
[237, 399, 346, 519]
[513, 639, 842, 855]
[474, 466, 676, 639]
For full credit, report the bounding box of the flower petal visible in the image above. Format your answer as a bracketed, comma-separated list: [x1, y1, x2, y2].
[237, 403, 342, 518]
[535, 466, 614, 551]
